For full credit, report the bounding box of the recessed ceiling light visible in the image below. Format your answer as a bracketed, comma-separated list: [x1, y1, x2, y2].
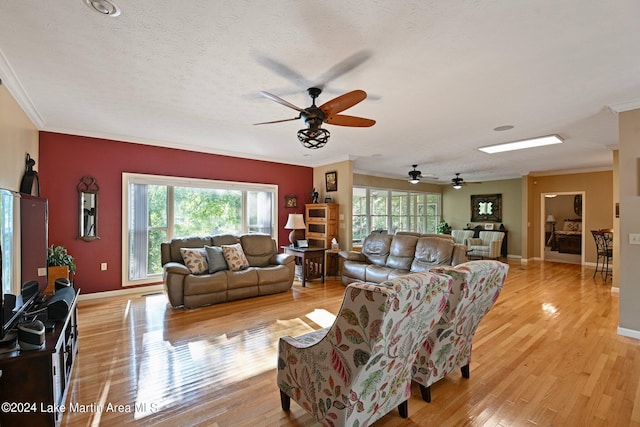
[83, 0, 121, 16]
[493, 125, 514, 131]
[479, 134, 563, 154]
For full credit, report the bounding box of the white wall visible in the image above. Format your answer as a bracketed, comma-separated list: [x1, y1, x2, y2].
[618, 108, 640, 336]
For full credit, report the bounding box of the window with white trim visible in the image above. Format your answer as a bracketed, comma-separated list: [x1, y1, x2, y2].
[123, 173, 276, 286]
[352, 186, 441, 245]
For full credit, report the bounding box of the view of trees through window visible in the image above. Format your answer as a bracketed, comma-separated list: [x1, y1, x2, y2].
[124, 174, 275, 285]
[352, 186, 441, 244]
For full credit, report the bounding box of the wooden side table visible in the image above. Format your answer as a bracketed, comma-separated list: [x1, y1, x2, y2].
[281, 246, 326, 287]
[325, 249, 340, 279]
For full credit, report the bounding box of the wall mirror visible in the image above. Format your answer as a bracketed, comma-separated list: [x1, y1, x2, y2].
[78, 176, 100, 241]
[471, 193, 502, 222]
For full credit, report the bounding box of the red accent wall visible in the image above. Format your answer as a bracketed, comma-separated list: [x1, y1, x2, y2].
[38, 132, 312, 294]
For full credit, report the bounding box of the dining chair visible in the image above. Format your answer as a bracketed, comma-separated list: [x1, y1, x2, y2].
[599, 229, 613, 280]
[591, 229, 613, 280]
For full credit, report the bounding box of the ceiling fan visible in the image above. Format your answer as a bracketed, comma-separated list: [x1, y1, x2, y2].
[452, 173, 465, 189]
[408, 165, 423, 184]
[451, 173, 481, 189]
[254, 87, 376, 149]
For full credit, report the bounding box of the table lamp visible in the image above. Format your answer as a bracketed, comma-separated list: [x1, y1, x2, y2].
[546, 214, 556, 227]
[284, 213, 306, 247]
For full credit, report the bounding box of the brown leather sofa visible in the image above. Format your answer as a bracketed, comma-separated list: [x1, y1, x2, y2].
[338, 233, 467, 285]
[161, 234, 295, 308]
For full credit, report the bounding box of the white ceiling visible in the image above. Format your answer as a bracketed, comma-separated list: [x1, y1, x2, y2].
[1, 1, 639, 185]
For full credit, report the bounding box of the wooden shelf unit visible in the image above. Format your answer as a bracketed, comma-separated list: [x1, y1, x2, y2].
[305, 203, 338, 248]
[0, 290, 79, 426]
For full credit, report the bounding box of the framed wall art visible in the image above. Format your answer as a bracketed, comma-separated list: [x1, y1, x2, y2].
[325, 171, 337, 192]
[285, 195, 297, 208]
[471, 193, 502, 222]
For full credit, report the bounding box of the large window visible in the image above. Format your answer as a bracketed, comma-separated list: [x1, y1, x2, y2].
[352, 186, 441, 245]
[123, 173, 276, 286]
[0, 190, 18, 295]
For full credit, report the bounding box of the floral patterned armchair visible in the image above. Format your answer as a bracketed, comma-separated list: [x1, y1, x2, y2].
[277, 272, 452, 426]
[412, 260, 509, 402]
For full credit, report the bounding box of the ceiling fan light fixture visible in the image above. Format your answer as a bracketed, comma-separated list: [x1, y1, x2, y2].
[408, 165, 422, 184]
[451, 173, 464, 189]
[297, 128, 330, 149]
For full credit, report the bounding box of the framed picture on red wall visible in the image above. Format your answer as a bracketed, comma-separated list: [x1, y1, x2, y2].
[285, 195, 297, 208]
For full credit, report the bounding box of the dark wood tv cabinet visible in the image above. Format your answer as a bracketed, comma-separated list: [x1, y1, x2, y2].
[0, 289, 79, 426]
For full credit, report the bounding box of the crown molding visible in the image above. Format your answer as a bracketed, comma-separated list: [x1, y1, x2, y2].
[0, 48, 45, 128]
[607, 98, 640, 113]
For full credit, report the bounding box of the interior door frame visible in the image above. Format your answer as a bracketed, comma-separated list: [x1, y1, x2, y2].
[540, 191, 585, 264]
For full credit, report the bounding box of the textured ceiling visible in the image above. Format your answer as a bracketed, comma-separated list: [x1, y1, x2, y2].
[1, 1, 639, 185]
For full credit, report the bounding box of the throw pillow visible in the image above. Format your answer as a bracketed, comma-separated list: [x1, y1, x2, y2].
[180, 248, 209, 274]
[564, 221, 580, 231]
[205, 245, 228, 273]
[221, 243, 250, 271]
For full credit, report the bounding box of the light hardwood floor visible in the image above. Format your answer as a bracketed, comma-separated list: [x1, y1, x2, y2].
[63, 260, 639, 426]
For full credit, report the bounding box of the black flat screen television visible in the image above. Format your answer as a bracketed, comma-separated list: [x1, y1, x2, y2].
[0, 189, 48, 342]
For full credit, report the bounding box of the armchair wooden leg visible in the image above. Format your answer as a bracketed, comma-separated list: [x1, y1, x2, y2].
[398, 400, 408, 418]
[419, 384, 432, 402]
[280, 390, 291, 411]
[461, 364, 470, 379]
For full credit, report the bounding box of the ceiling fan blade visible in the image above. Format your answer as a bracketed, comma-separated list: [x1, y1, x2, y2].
[324, 114, 376, 127]
[319, 90, 367, 116]
[254, 55, 312, 88]
[315, 50, 372, 88]
[253, 117, 299, 125]
[259, 91, 306, 113]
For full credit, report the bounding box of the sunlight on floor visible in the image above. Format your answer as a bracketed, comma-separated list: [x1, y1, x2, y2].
[129, 294, 332, 421]
[305, 308, 336, 328]
[542, 303, 558, 315]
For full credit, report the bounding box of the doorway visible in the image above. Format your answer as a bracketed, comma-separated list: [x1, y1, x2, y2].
[541, 192, 585, 264]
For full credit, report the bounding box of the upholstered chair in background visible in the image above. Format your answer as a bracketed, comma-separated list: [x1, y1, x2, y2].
[412, 260, 509, 402]
[466, 231, 505, 259]
[277, 272, 452, 426]
[451, 229, 475, 246]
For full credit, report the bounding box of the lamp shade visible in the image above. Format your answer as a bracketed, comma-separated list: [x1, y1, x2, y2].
[284, 213, 305, 230]
[546, 214, 556, 223]
[284, 213, 306, 247]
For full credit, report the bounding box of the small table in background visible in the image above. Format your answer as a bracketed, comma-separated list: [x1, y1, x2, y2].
[281, 246, 326, 287]
[325, 249, 340, 279]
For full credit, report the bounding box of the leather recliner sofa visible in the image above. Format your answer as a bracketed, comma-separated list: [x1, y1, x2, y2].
[338, 232, 467, 285]
[161, 233, 295, 308]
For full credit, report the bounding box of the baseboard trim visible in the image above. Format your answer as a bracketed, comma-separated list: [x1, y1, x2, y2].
[617, 327, 640, 340]
[78, 284, 164, 301]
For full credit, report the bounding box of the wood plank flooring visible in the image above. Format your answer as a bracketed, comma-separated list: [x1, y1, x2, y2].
[62, 260, 640, 426]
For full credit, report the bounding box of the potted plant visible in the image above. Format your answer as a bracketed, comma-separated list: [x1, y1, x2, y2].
[437, 221, 452, 235]
[47, 245, 76, 293]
